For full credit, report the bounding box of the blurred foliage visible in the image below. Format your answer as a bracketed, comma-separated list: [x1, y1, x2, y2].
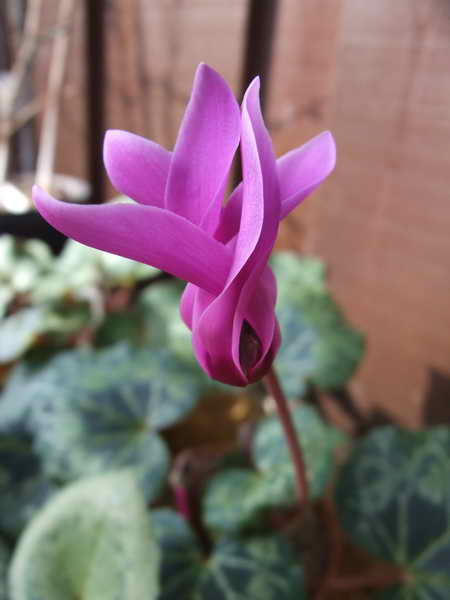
[336, 426, 450, 598]
[0, 540, 9, 600]
[9, 472, 159, 600]
[0, 241, 368, 598]
[204, 405, 346, 535]
[3, 342, 202, 501]
[152, 508, 306, 600]
[271, 252, 364, 394]
[0, 236, 159, 363]
[0, 433, 56, 538]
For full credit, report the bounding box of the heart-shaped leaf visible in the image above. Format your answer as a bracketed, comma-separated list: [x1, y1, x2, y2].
[9, 471, 160, 600]
[152, 508, 306, 599]
[271, 252, 364, 395]
[0, 433, 56, 538]
[204, 405, 345, 534]
[336, 425, 450, 598]
[1, 342, 203, 501]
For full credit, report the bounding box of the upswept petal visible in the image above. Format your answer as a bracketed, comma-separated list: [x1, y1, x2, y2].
[278, 130, 336, 218]
[164, 63, 240, 232]
[33, 186, 231, 295]
[103, 130, 171, 207]
[227, 77, 279, 282]
[189, 79, 281, 385]
[214, 130, 336, 244]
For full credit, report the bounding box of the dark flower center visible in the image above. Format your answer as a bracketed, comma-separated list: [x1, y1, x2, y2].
[239, 320, 262, 376]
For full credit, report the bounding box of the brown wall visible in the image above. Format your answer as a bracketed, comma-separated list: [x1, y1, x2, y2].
[37, 0, 450, 426]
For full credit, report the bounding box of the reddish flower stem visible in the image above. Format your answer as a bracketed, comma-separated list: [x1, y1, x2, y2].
[263, 367, 309, 505]
[173, 482, 191, 522]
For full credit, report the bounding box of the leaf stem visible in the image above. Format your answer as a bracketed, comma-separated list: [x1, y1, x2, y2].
[263, 366, 309, 505]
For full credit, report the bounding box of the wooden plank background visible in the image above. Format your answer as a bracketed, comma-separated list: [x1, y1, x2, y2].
[35, 0, 450, 427]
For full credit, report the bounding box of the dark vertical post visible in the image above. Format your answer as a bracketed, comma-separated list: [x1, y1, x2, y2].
[240, 0, 279, 112]
[234, 0, 279, 186]
[0, 2, 11, 71]
[15, 0, 36, 174]
[85, 0, 105, 203]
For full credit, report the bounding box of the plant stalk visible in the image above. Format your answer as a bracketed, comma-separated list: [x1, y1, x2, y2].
[263, 367, 309, 505]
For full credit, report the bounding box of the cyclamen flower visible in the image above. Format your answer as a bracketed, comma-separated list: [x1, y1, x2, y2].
[34, 64, 335, 386]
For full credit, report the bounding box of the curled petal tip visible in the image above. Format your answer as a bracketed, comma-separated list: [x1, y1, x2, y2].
[243, 76, 261, 101]
[32, 184, 50, 211]
[103, 128, 171, 207]
[195, 62, 220, 82]
[320, 130, 337, 168]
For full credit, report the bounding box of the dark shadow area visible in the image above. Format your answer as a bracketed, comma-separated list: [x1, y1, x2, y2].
[0, 213, 66, 253]
[423, 368, 450, 426]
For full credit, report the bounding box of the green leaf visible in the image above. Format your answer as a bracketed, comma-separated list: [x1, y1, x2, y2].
[335, 425, 450, 598]
[20, 343, 202, 500]
[200, 536, 306, 600]
[94, 306, 151, 347]
[254, 404, 344, 500]
[271, 252, 364, 394]
[152, 509, 306, 600]
[0, 362, 43, 433]
[203, 469, 264, 534]
[0, 538, 9, 600]
[152, 508, 203, 599]
[271, 252, 327, 301]
[204, 405, 345, 534]
[140, 281, 195, 364]
[0, 307, 44, 364]
[99, 250, 158, 285]
[40, 301, 92, 345]
[0, 433, 56, 537]
[9, 471, 160, 600]
[0, 286, 14, 319]
[0, 236, 16, 278]
[0, 237, 53, 300]
[139, 281, 236, 394]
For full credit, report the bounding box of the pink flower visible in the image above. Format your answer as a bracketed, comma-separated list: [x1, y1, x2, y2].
[33, 64, 335, 386]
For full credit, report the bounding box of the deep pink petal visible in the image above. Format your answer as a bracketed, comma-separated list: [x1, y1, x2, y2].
[165, 64, 240, 232]
[179, 283, 196, 329]
[189, 79, 281, 386]
[227, 77, 279, 282]
[33, 186, 231, 294]
[278, 130, 336, 218]
[190, 267, 279, 386]
[103, 130, 171, 207]
[245, 268, 281, 381]
[215, 131, 336, 244]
